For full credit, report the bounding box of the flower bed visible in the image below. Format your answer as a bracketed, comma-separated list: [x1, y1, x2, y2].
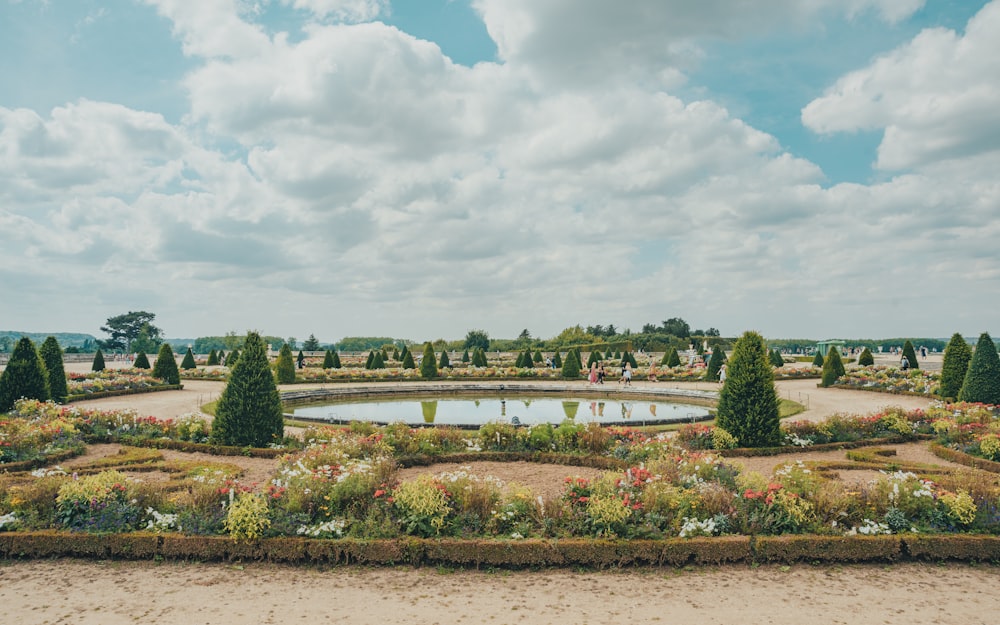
[66, 369, 180, 401]
[832, 366, 939, 396]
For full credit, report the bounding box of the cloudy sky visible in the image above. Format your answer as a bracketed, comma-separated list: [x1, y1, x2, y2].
[1, 0, 997, 344]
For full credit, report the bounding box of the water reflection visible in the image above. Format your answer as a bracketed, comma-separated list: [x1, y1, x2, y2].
[421, 400, 438, 423]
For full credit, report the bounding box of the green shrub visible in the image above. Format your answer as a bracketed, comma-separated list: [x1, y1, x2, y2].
[666, 349, 681, 367]
[858, 347, 875, 367]
[940, 333, 972, 400]
[0, 337, 49, 412]
[461, 350, 470, 363]
[151, 343, 180, 384]
[39, 336, 68, 404]
[958, 332, 1000, 405]
[587, 351, 601, 368]
[715, 331, 781, 447]
[322, 349, 335, 369]
[812, 351, 824, 367]
[133, 351, 150, 369]
[561, 348, 581, 379]
[439, 350, 451, 369]
[552, 351, 562, 368]
[206, 349, 219, 366]
[331, 351, 342, 368]
[56, 470, 141, 533]
[393, 475, 450, 537]
[521, 349, 533, 369]
[533, 350, 543, 363]
[371, 351, 386, 369]
[706, 346, 725, 381]
[769, 349, 785, 368]
[211, 331, 284, 447]
[365, 350, 375, 369]
[402, 349, 416, 369]
[225, 492, 271, 542]
[902, 340, 919, 370]
[180, 347, 197, 370]
[420, 343, 438, 379]
[821, 347, 846, 387]
[275, 343, 296, 384]
[92, 349, 106, 372]
[226, 349, 240, 367]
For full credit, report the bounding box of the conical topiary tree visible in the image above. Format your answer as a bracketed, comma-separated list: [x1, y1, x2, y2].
[0, 337, 49, 412]
[331, 351, 342, 368]
[439, 350, 450, 368]
[561, 348, 581, 379]
[371, 351, 385, 369]
[812, 351, 824, 367]
[207, 349, 219, 366]
[666, 348, 681, 368]
[365, 350, 375, 370]
[39, 336, 68, 404]
[226, 349, 240, 367]
[858, 347, 875, 367]
[587, 351, 601, 368]
[133, 351, 151, 369]
[715, 331, 781, 447]
[472, 348, 487, 367]
[939, 333, 972, 400]
[606, 347, 614, 359]
[180, 347, 196, 370]
[152, 343, 180, 384]
[420, 343, 438, 379]
[552, 351, 562, 368]
[461, 349, 470, 363]
[902, 340, 919, 370]
[514, 351, 524, 368]
[392, 347, 400, 361]
[402, 349, 416, 369]
[275, 343, 296, 384]
[533, 349, 543, 363]
[706, 346, 725, 381]
[769, 349, 785, 368]
[821, 346, 846, 387]
[958, 332, 1000, 405]
[322, 349, 335, 369]
[92, 349, 106, 372]
[521, 349, 533, 369]
[210, 331, 284, 447]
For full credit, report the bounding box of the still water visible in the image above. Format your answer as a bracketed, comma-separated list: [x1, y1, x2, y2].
[290, 396, 710, 426]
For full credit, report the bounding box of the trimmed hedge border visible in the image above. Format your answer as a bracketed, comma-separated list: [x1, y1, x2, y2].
[719, 435, 932, 458]
[117, 438, 287, 459]
[66, 384, 184, 403]
[829, 384, 932, 398]
[3, 533, 1000, 567]
[0, 447, 86, 473]
[395, 451, 627, 471]
[929, 443, 1000, 474]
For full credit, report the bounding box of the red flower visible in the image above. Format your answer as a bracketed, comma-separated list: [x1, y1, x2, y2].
[374, 489, 386, 498]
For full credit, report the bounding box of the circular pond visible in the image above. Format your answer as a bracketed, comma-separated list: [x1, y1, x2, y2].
[288, 396, 711, 427]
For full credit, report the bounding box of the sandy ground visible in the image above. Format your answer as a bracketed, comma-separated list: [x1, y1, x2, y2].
[8, 357, 992, 625]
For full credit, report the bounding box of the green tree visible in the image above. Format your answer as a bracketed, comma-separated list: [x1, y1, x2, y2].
[439, 350, 451, 368]
[533, 349, 543, 363]
[0, 337, 49, 412]
[561, 348, 581, 379]
[99, 311, 162, 353]
[857, 347, 875, 367]
[666, 348, 681, 368]
[812, 351, 824, 367]
[958, 332, 1000, 404]
[180, 347, 197, 370]
[552, 351, 563, 368]
[331, 351, 342, 369]
[133, 351, 151, 369]
[226, 349, 240, 367]
[521, 349, 533, 368]
[151, 343, 180, 384]
[322, 350, 335, 369]
[769, 349, 785, 368]
[365, 350, 375, 369]
[402, 349, 416, 369]
[392, 347, 400, 361]
[420, 343, 438, 379]
[462, 349, 470, 363]
[715, 331, 780, 447]
[39, 336, 68, 404]
[939, 333, 972, 400]
[207, 349, 219, 366]
[371, 351, 385, 369]
[821, 346, 846, 387]
[587, 351, 601, 368]
[275, 343, 296, 384]
[706, 346, 725, 381]
[464, 329, 490, 352]
[902, 340, 919, 370]
[210, 331, 284, 447]
[302, 334, 321, 351]
[92, 349, 106, 372]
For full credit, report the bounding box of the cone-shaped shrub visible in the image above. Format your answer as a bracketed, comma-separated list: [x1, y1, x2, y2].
[939, 333, 972, 400]
[331, 351, 341, 368]
[769, 349, 785, 368]
[587, 351, 601, 368]
[133, 351, 150, 369]
[0, 337, 49, 412]
[462, 350, 470, 363]
[226, 349, 240, 367]
[667, 348, 681, 367]
[392, 347, 400, 361]
[152, 343, 180, 384]
[207, 349, 219, 366]
[371, 351, 385, 369]
[39, 337, 68, 404]
[211, 331, 283, 447]
[705, 346, 725, 380]
[626, 352, 638, 368]
[365, 350, 375, 369]
[514, 351, 524, 368]
[322, 350, 335, 369]
[902, 340, 919, 370]
[812, 351, 824, 367]
[180, 348, 196, 370]
[420, 343, 438, 379]
[821, 346, 846, 387]
[533, 350, 543, 363]
[275, 343, 296, 383]
[472, 348, 487, 367]
[561, 348, 581, 379]
[521, 349, 533, 368]
[439, 350, 450, 368]
[614, 351, 621, 360]
[858, 347, 874, 367]
[606, 348, 613, 359]
[381, 349, 389, 363]
[402, 350, 416, 369]
[958, 332, 1000, 404]
[92, 349, 106, 372]
[552, 351, 562, 368]
[715, 331, 780, 447]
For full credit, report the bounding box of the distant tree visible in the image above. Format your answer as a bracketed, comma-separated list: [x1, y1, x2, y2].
[207, 349, 220, 366]
[958, 332, 1000, 404]
[706, 346, 725, 380]
[0, 337, 49, 412]
[420, 343, 438, 379]
[462, 350, 470, 363]
[902, 340, 919, 370]
[858, 347, 875, 367]
[322, 350, 335, 369]
[587, 351, 601, 368]
[92, 349, 106, 372]
[151, 343, 180, 385]
[210, 331, 284, 447]
[39, 336, 68, 404]
[365, 350, 375, 369]
[939, 333, 972, 400]
[331, 351, 342, 368]
[99, 311, 163, 353]
[561, 347, 581, 379]
[371, 351, 385, 369]
[662, 317, 691, 338]
[517, 328, 532, 347]
[133, 351, 151, 369]
[821, 347, 846, 387]
[533, 349, 543, 364]
[382, 348, 389, 363]
[392, 347, 400, 361]
[666, 348, 681, 368]
[302, 334, 321, 351]
[715, 331, 780, 447]
[606, 347, 614, 359]
[552, 351, 563, 368]
[812, 351, 824, 367]
[464, 330, 490, 352]
[439, 350, 450, 368]
[472, 348, 488, 367]
[180, 348, 197, 370]
[769, 349, 785, 368]
[275, 343, 296, 384]
[402, 349, 416, 369]
[521, 349, 533, 368]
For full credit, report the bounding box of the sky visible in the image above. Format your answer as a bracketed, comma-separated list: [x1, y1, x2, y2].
[1, 0, 998, 344]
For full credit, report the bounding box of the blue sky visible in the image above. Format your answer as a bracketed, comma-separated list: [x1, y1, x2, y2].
[1, 0, 998, 343]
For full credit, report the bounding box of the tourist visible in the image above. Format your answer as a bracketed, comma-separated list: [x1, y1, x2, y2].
[648, 362, 658, 382]
[623, 361, 633, 387]
[597, 363, 606, 384]
[719, 364, 727, 384]
[588, 362, 598, 385]
[900, 355, 910, 371]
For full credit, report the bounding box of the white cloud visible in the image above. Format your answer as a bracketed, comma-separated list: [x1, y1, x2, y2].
[802, 1, 1000, 170]
[279, 0, 386, 22]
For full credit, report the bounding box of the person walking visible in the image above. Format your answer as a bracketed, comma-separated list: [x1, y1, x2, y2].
[588, 362, 598, 385]
[623, 361, 633, 387]
[718, 363, 727, 384]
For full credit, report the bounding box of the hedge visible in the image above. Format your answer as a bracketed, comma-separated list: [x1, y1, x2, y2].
[754, 535, 902, 563]
[395, 451, 627, 471]
[66, 384, 184, 403]
[719, 435, 931, 458]
[929, 443, 1000, 474]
